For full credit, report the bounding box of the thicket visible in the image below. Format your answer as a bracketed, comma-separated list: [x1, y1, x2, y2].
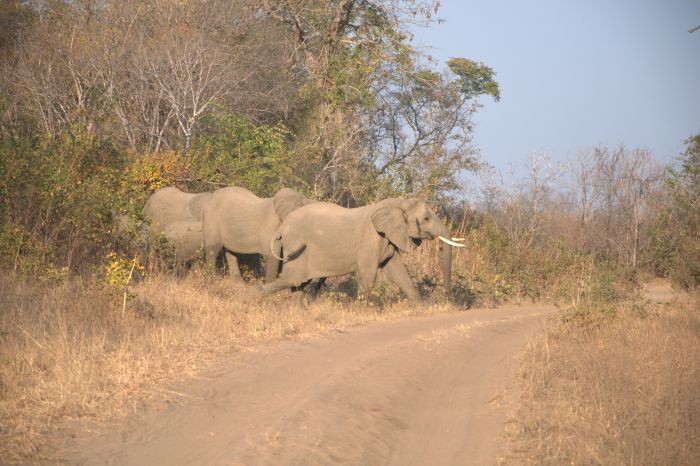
[440, 147, 668, 307]
[0, 0, 497, 272]
[0, 0, 698, 300]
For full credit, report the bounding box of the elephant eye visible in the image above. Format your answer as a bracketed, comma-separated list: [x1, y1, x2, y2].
[422, 216, 429, 223]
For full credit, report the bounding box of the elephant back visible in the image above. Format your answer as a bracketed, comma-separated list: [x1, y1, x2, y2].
[215, 186, 260, 200]
[187, 192, 213, 221]
[273, 188, 314, 221]
[144, 187, 197, 228]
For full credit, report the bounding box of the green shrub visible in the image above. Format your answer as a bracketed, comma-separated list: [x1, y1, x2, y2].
[0, 219, 52, 275]
[192, 112, 298, 197]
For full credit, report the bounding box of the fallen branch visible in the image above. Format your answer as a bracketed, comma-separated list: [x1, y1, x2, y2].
[122, 255, 138, 318]
[173, 177, 227, 187]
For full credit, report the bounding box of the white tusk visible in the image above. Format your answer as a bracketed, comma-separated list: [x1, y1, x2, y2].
[439, 236, 466, 247]
[451, 237, 466, 242]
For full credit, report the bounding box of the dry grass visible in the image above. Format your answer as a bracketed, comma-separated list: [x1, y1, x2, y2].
[502, 292, 700, 465]
[0, 272, 460, 463]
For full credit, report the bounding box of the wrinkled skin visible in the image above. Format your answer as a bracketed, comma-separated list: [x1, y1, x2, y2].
[202, 187, 313, 282]
[143, 187, 213, 262]
[261, 198, 456, 301]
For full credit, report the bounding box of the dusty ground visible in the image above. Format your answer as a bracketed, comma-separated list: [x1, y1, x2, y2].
[51, 305, 552, 465]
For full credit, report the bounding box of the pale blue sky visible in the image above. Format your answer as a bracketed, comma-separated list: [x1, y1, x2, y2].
[411, 1, 700, 178]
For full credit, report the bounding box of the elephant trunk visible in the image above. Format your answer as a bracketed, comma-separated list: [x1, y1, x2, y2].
[435, 223, 453, 294]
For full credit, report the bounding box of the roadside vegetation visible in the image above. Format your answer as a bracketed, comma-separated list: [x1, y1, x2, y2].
[499, 138, 700, 465]
[503, 290, 699, 466]
[0, 1, 698, 463]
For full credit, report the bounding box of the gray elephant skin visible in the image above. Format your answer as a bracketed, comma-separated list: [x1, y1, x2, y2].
[201, 186, 313, 282]
[143, 186, 313, 282]
[143, 186, 213, 263]
[261, 198, 465, 300]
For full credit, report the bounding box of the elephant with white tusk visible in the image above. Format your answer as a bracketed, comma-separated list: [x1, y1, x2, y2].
[261, 198, 465, 300]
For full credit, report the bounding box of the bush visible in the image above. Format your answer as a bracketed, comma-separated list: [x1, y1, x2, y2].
[642, 135, 700, 290]
[192, 112, 297, 197]
[453, 214, 632, 306]
[0, 113, 303, 278]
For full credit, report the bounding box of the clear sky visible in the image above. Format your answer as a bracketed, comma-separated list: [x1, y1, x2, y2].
[411, 0, 700, 178]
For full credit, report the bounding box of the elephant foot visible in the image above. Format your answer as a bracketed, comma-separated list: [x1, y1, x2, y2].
[260, 278, 294, 296]
[227, 273, 246, 284]
[305, 278, 326, 299]
[253, 283, 264, 298]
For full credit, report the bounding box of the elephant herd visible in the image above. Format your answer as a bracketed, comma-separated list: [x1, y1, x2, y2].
[142, 186, 465, 301]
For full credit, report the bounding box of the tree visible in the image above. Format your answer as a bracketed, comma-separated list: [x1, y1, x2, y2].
[257, 1, 500, 202]
[648, 135, 700, 288]
[368, 58, 499, 200]
[6, 0, 297, 151]
[590, 146, 663, 267]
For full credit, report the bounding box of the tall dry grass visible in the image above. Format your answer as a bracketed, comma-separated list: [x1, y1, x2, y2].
[502, 292, 700, 465]
[0, 272, 459, 463]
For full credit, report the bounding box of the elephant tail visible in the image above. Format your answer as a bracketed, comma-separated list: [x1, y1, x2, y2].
[285, 243, 306, 262]
[270, 233, 284, 261]
[270, 233, 306, 263]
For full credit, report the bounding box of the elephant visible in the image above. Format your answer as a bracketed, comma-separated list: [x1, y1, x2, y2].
[143, 186, 213, 262]
[260, 198, 465, 300]
[201, 186, 314, 282]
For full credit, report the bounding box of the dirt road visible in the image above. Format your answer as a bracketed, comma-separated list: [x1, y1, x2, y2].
[59, 305, 552, 465]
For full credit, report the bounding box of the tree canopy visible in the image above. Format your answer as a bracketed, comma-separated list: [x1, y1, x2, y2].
[0, 0, 501, 269]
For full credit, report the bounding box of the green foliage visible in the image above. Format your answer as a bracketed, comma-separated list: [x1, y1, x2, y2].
[114, 150, 192, 222]
[668, 135, 700, 289]
[643, 135, 700, 289]
[447, 58, 501, 102]
[0, 107, 306, 276]
[0, 130, 124, 270]
[677, 134, 700, 198]
[193, 112, 295, 197]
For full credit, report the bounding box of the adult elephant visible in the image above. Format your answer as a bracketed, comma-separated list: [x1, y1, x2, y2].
[143, 186, 213, 263]
[261, 198, 465, 300]
[202, 186, 314, 282]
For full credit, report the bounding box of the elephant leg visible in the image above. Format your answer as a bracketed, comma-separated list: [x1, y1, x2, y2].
[260, 278, 295, 296]
[291, 279, 313, 293]
[263, 254, 281, 283]
[204, 240, 222, 272]
[224, 251, 244, 282]
[307, 277, 326, 298]
[356, 267, 378, 299]
[381, 255, 421, 301]
[355, 247, 379, 299]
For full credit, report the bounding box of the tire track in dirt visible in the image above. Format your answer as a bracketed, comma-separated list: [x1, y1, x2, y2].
[57, 305, 553, 466]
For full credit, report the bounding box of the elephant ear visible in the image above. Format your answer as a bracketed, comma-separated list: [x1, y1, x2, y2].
[371, 207, 411, 253]
[273, 188, 310, 221]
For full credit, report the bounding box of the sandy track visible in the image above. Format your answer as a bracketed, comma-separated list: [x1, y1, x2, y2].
[59, 305, 552, 466]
